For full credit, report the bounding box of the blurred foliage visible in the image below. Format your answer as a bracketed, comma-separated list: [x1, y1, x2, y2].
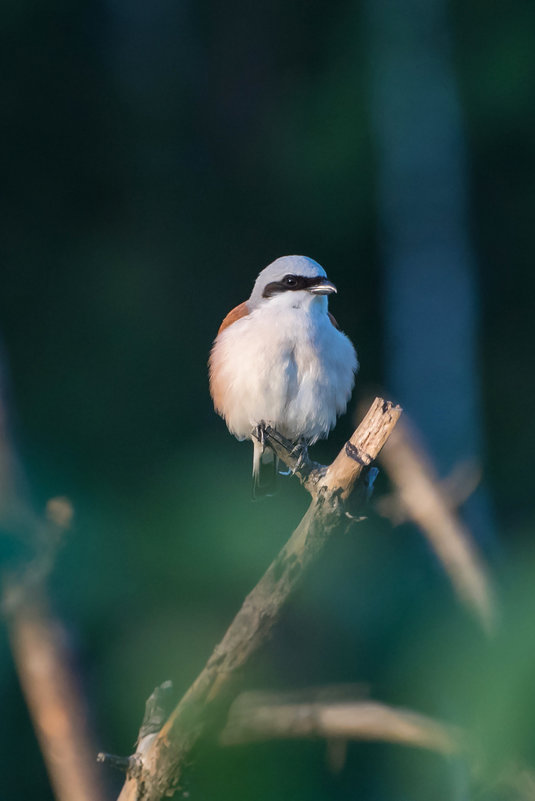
[1, 1, 535, 800]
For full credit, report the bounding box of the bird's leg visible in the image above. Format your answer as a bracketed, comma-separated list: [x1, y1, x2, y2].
[253, 423, 292, 474]
[253, 426, 319, 482]
[255, 424, 290, 453]
[254, 421, 267, 451]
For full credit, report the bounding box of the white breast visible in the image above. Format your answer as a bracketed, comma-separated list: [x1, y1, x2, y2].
[211, 300, 358, 443]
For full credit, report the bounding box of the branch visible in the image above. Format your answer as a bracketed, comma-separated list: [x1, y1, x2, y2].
[114, 397, 402, 801]
[220, 692, 460, 756]
[376, 460, 481, 526]
[223, 692, 535, 801]
[262, 397, 400, 500]
[4, 578, 108, 801]
[2, 507, 108, 801]
[376, 415, 495, 631]
[0, 342, 107, 801]
[98, 681, 175, 777]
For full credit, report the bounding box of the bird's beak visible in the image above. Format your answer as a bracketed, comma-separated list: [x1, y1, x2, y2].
[308, 279, 337, 295]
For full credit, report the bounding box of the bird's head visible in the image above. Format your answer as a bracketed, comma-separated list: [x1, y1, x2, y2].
[248, 255, 337, 311]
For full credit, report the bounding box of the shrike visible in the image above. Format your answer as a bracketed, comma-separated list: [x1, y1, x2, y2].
[209, 255, 358, 496]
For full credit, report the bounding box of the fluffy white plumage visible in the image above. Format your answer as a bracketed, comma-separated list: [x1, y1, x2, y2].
[210, 255, 359, 494]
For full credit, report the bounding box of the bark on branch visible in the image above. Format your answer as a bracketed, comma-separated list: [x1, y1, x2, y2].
[115, 397, 402, 801]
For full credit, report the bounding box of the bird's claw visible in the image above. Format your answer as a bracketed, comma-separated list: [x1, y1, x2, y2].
[252, 426, 311, 477]
[290, 439, 309, 474]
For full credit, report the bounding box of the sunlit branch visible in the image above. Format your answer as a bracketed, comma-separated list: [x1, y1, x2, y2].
[113, 397, 401, 801]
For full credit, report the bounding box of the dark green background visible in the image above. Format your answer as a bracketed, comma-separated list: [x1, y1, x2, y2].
[1, 2, 535, 799]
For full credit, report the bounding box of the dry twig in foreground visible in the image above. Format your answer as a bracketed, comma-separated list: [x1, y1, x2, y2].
[4, 556, 107, 801]
[114, 397, 401, 801]
[0, 347, 106, 801]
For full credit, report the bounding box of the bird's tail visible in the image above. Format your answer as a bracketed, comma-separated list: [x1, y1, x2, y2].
[252, 439, 278, 499]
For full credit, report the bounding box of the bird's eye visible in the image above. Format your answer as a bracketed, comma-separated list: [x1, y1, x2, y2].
[283, 275, 298, 287]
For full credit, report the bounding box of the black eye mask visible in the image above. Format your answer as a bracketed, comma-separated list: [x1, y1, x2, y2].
[262, 274, 327, 298]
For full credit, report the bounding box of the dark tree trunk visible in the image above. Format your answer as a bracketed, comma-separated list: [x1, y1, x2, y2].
[365, 0, 494, 544]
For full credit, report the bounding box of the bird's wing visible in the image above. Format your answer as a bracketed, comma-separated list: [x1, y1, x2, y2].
[328, 312, 340, 330]
[210, 301, 250, 416]
[217, 301, 250, 334]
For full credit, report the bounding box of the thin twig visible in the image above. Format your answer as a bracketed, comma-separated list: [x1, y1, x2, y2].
[5, 585, 107, 801]
[115, 397, 401, 801]
[221, 695, 535, 800]
[376, 460, 481, 526]
[220, 692, 461, 756]
[376, 415, 495, 631]
[0, 342, 107, 801]
[98, 681, 176, 778]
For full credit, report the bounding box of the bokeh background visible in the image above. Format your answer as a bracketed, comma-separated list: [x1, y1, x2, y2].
[1, 1, 535, 799]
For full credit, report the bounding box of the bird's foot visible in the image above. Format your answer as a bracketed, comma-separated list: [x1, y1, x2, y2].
[252, 426, 314, 479]
[290, 438, 310, 475]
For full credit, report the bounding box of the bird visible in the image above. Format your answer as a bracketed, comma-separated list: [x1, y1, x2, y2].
[209, 255, 358, 497]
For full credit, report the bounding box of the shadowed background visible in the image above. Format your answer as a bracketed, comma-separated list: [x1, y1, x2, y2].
[1, 1, 535, 799]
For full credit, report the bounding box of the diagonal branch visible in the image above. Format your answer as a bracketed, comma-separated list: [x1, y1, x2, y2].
[0, 341, 107, 801]
[377, 416, 495, 631]
[115, 397, 402, 801]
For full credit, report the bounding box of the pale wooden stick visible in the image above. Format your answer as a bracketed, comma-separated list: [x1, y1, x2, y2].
[0, 346, 107, 801]
[378, 417, 495, 631]
[221, 693, 460, 756]
[116, 398, 401, 801]
[6, 588, 107, 801]
[224, 693, 535, 800]
[376, 460, 481, 525]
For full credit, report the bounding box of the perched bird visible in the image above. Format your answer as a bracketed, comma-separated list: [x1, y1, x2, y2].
[209, 255, 358, 497]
